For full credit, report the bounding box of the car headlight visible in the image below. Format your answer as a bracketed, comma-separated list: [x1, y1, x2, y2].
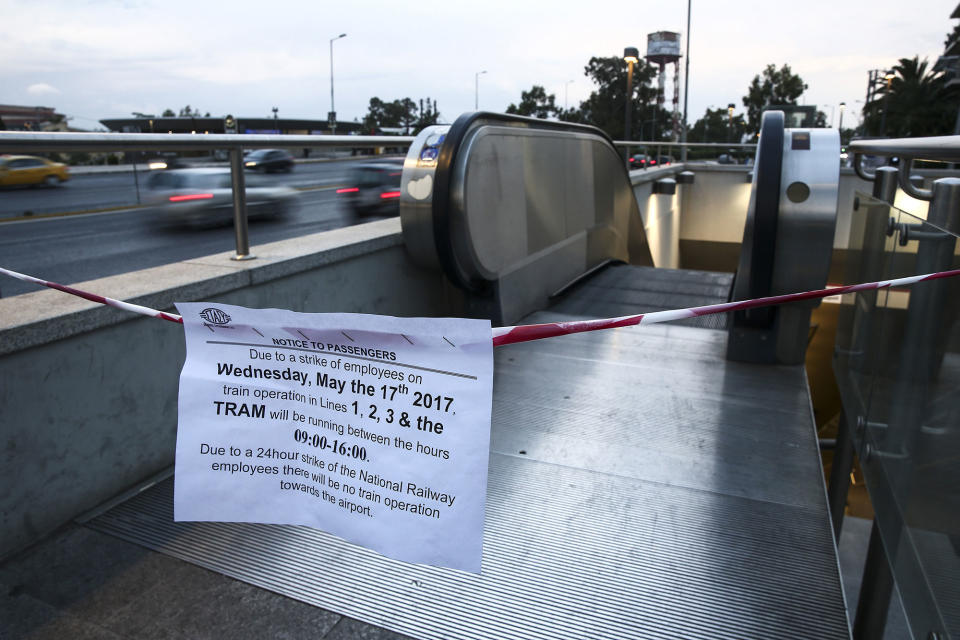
[245, 161, 256, 167]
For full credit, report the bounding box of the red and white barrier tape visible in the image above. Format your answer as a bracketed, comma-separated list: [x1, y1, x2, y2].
[490, 268, 960, 346]
[3, 265, 960, 347]
[0, 267, 183, 324]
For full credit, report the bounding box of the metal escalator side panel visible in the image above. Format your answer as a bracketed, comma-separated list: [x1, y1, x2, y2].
[399, 125, 450, 271]
[774, 128, 841, 298]
[771, 128, 841, 364]
[401, 112, 651, 297]
[451, 126, 638, 279]
[727, 111, 841, 365]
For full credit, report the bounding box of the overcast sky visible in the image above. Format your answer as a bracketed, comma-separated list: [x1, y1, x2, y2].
[0, 0, 953, 131]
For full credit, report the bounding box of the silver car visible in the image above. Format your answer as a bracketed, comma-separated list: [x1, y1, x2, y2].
[144, 168, 300, 227]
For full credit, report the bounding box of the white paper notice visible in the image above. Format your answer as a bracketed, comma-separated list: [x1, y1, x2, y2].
[173, 302, 493, 573]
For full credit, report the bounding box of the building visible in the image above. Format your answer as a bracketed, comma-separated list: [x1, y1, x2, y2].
[0, 104, 68, 131]
[99, 115, 363, 136]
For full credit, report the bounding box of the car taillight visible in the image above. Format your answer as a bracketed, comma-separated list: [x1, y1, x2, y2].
[169, 193, 214, 202]
[380, 191, 401, 199]
[336, 187, 359, 194]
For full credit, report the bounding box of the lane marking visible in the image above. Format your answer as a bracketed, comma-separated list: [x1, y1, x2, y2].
[0, 184, 350, 224]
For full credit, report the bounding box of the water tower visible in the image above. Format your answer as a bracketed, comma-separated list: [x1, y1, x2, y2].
[645, 31, 682, 141]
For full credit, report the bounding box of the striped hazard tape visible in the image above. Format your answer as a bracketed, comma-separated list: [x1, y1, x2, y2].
[3, 265, 960, 347]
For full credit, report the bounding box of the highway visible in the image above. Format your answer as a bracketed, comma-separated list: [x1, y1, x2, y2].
[0, 159, 398, 298]
[0, 159, 361, 219]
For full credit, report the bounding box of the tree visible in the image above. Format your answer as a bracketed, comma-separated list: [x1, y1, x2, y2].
[506, 85, 559, 119]
[159, 107, 208, 118]
[861, 56, 959, 137]
[363, 97, 437, 134]
[690, 107, 747, 144]
[945, 21, 960, 48]
[741, 64, 807, 135]
[839, 128, 857, 147]
[414, 98, 440, 131]
[566, 55, 672, 141]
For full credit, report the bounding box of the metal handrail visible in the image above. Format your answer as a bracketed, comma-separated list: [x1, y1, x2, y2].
[613, 140, 757, 172]
[849, 135, 960, 163]
[898, 158, 934, 200]
[0, 131, 416, 260]
[0, 131, 415, 152]
[850, 135, 960, 201]
[614, 140, 756, 149]
[852, 153, 876, 182]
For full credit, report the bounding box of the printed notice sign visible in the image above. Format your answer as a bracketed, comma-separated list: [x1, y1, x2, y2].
[174, 303, 493, 572]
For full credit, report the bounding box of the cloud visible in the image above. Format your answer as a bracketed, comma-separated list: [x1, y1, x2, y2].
[27, 82, 61, 96]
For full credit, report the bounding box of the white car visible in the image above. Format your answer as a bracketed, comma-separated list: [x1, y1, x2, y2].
[144, 168, 299, 227]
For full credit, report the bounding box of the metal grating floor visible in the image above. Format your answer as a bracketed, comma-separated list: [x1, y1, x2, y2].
[87, 266, 849, 639]
[549, 264, 735, 330]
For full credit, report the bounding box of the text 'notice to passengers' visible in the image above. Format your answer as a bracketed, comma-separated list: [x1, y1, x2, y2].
[174, 302, 493, 572]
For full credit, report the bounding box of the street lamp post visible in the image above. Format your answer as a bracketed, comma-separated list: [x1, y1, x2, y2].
[329, 33, 347, 134]
[475, 70, 487, 111]
[623, 47, 639, 163]
[680, 0, 691, 162]
[727, 103, 735, 143]
[838, 101, 846, 132]
[272, 106, 279, 133]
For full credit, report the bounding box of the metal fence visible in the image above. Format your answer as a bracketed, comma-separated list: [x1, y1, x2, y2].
[0, 131, 416, 259]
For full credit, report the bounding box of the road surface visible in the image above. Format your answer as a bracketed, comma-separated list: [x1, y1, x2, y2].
[0, 159, 364, 219]
[0, 160, 397, 298]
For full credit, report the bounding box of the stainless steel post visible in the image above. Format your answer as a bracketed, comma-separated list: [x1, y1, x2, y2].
[874, 165, 898, 204]
[132, 160, 141, 205]
[827, 408, 853, 542]
[853, 520, 896, 640]
[827, 166, 898, 540]
[229, 149, 254, 261]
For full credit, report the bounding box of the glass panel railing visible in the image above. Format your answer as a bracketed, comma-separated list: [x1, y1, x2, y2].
[835, 190, 960, 639]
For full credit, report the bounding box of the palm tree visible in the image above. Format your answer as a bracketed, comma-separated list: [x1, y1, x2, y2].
[862, 57, 959, 137]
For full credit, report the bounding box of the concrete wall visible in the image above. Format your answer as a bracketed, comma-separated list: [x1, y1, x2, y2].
[671, 163, 934, 274]
[630, 166, 685, 269]
[0, 219, 453, 559]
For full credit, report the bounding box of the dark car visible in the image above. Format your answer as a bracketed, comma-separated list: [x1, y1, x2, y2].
[336, 161, 403, 215]
[146, 155, 189, 170]
[244, 149, 295, 173]
[628, 153, 651, 169]
[144, 168, 299, 227]
[628, 153, 673, 169]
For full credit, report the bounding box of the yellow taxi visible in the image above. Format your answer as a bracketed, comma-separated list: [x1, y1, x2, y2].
[0, 155, 70, 187]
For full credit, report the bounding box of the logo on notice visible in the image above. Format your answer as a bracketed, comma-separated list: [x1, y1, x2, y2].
[200, 308, 232, 325]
